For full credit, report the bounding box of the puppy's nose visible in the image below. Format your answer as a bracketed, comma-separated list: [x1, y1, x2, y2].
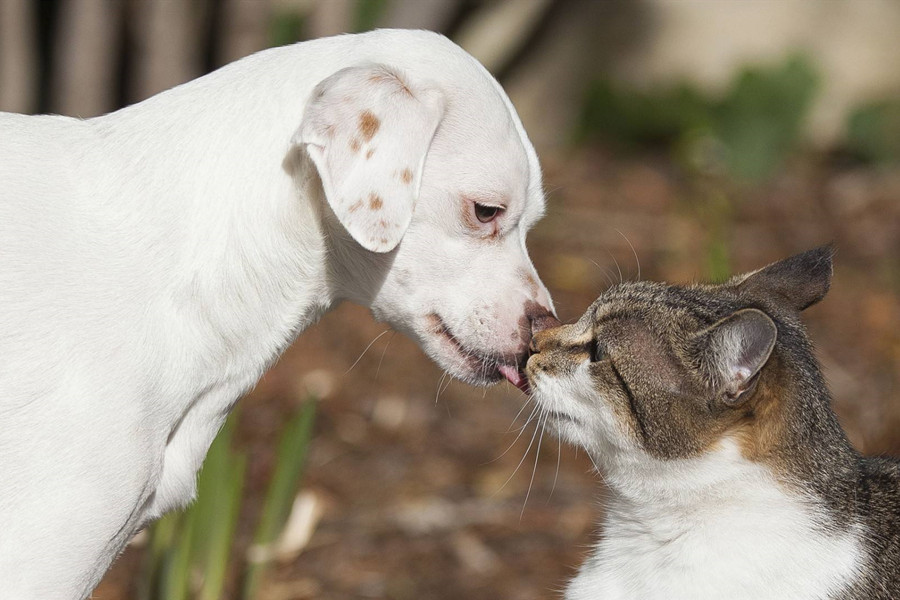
[528, 304, 560, 336]
[526, 304, 560, 353]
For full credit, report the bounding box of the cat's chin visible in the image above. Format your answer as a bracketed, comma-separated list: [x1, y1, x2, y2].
[528, 384, 581, 426]
[543, 410, 585, 440]
[545, 409, 579, 425]
[543, 413, 593, 453]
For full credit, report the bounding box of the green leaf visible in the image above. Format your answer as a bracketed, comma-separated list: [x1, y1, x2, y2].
[846, 99, 900, 164]
[269, 10, 304, 48]
[197, 451, 246, 600]
[157, 508, 195, 600]
[242, 399, 317, 600]
[577, 54, 820, 183]
[355, 0, 390, 32]
[713, 54, 819, 182]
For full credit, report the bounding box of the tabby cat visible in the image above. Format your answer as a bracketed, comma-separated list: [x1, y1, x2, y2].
[526, 246, 900, 600]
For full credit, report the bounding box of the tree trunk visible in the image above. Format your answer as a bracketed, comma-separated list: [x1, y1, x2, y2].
[218, 0, 271, 65]
[0, 0, 38, 113]
[377, 0, 460, 31]
[129, 0, 202, 103]
[51, 0, 123, 117]
[306, 0, 353, 39]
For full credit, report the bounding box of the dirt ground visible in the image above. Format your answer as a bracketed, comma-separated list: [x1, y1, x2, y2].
[94, 149, 900, 599]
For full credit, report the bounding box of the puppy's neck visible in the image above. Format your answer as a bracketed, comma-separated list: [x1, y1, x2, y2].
[296, 152, 396, 309]
[94, 44, 360, 394]
[90, 45, 372, 520]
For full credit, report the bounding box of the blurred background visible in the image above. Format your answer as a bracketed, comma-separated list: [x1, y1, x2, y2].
[4, 0, 900, 598]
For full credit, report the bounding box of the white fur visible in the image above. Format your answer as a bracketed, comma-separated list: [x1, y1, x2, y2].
[531, 357, 864, 600]
[0, 30, 551, 599]
[568, 439, 862, 600]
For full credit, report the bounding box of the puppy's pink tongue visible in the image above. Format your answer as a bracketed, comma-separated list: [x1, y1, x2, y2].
[499, 364, 530, 394]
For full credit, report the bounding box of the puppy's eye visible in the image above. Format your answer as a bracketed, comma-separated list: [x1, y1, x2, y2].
[590, 338, 605, 362]
[474, 203, 503, 223]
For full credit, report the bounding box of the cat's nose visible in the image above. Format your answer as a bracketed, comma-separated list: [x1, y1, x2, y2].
[530, 328, 553, 354]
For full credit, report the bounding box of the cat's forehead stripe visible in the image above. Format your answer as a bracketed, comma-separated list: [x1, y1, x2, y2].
[594, 282, 738, 327]
[591, 307, 630, 325]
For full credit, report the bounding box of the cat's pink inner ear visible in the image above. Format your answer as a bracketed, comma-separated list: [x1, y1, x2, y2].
[731, 366, 754, 386]
[706, 309, 777, 402]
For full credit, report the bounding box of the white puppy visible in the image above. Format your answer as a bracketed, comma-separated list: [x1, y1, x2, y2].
[0, 29, 554, 598]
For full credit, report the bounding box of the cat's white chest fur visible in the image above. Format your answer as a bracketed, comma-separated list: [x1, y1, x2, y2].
[569, 439, 864, 600]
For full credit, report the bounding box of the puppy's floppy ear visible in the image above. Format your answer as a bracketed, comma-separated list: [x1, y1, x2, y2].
[293, 64, 445, 253]
[693, 309, 777, 404]
[735, 245, 834, 311]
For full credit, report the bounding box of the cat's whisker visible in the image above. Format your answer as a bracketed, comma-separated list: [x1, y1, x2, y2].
[435, 370, 449, 405]
[589, 258, 617, 290]
[585, 451, 600, 473]
[602, 246, 623, 284]
[515, 403, 541, 434]
[547, 433, 562, 502]
[521, 410, 547, 520]
[496, 407, 544, 495]
[507, 396, 536, 433]
[584, 451, 609, 487]
[614, 228, 640, 280]
[510, 406, 539, 436]
[439, 371, 452, 397]
[373, 331, 396, 381]
[344, 329, 392, 375]
[486, 402, 541, 465]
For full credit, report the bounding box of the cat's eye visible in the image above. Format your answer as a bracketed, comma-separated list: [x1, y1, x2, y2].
[590, 338, 606, 362]
[474, 203, 503, 223]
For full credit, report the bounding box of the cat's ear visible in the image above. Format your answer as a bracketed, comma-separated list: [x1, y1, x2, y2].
[735, 245, 834, 311]
[694, 309, 777, 404]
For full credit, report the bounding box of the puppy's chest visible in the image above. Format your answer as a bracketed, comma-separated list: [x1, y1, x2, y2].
[569, 484, 863, 600]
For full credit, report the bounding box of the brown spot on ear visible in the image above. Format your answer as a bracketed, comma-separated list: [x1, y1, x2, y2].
[349, 137, 361, 153]
[359, 110, 380, 141]
[399, 168, 413, 184]
[368, 193, 383, 211]
[366, 148, 375, 160]
[378, 219, 388, 228]
[347, 200, 363, 213]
